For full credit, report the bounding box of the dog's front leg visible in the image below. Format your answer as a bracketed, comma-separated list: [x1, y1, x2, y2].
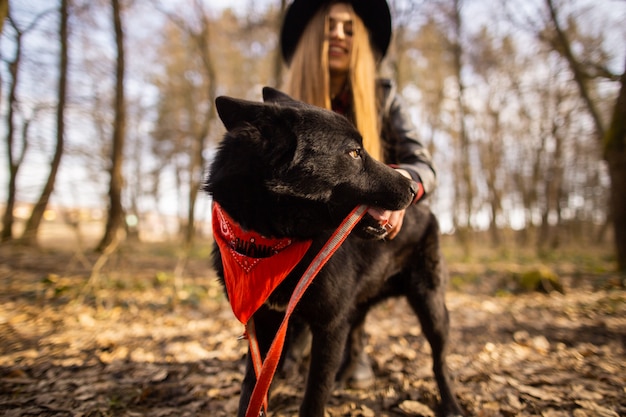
[237, 307, 284, 417]
[299, 323, 350, 417]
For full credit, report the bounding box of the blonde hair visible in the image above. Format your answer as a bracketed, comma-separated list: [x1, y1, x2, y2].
[283, 3, 382, 161]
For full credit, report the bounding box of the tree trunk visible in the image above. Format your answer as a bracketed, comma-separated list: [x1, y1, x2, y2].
[450, 0, 472, 253]
[545, 0, 624, 272]
[97, 0, 126, 252]
[485, 103, 503, 247]
[20, 0, 69, 246]
[604, 59, 626, 272]
[1, 21, 21, 242]
[0, 0, 8, 113]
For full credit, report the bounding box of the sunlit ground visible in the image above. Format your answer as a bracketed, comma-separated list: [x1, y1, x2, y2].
[0, 220, 624, 416]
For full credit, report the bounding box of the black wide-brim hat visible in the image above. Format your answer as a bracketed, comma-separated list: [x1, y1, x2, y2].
[280, 0, 392, 64]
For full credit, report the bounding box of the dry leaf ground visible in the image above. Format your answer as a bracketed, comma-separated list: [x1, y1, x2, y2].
[0, 239, 624, 417]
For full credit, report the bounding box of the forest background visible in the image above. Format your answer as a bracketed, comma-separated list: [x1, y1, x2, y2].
[1, 0, 626, 268]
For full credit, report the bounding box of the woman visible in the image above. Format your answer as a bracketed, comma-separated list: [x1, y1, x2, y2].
[281, 0, 436, 240]
[279, 0, 437, 388]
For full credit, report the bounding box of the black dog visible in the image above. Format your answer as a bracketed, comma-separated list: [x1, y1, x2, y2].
[205, 87, 464, 417]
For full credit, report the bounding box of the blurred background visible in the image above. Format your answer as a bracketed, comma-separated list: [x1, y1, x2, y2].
[1, 0, 625, 269]
[1, 2, 625, 416]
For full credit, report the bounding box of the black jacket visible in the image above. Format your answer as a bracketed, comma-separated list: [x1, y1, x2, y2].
[377, 78, 437, 197]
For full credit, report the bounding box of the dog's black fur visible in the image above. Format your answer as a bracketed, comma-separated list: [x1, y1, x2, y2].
[205, 87, 464, 417]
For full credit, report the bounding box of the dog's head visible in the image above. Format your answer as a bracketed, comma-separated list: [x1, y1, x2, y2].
[206, 87, 416, 239]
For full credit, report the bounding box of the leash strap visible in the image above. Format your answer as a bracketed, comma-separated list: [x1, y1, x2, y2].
[244, 204, 368, 417]
[245, 319, 268, 412]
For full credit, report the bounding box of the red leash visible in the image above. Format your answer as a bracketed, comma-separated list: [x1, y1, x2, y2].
[244, 204, 368, 417]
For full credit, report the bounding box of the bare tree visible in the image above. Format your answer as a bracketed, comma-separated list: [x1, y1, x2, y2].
[543, 0, 625, 270]
[545, 0, 605, 139]
[182, 0, 216, 248]
[604, 58, 626, 272]
[484, 110, 504, 245]
[448, 0, 474, 251]
[1, 14, 24, 242]
[20, 0, 69, 246]
[0, 0, 8, 109]
[96, 0, 126, 252]
[1, 9, 53, 241]
[152, 0, 221, 248]
[467, 27, 512, 246]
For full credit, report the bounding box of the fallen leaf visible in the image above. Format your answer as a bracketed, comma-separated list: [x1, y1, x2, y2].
[397, 400, 435, 416]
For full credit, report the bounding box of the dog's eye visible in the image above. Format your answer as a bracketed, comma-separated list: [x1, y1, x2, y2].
[348, 149, 362, 159]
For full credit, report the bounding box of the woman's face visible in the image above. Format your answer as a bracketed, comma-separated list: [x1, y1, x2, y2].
[327, 3, 353, 77]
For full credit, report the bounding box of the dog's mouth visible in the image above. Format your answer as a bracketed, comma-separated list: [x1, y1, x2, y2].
[355, 214, 389, 240]
[364, 224, 388, 238]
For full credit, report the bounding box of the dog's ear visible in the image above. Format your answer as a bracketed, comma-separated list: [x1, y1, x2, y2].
[262, 87, 300, 105]
[215, 95, 298, 166]
[215, 95, 266, 131]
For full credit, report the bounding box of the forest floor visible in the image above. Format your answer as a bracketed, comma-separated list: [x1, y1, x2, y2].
[0, 237, 625, 417]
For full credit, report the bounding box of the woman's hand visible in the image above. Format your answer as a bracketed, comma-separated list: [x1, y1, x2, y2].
[364, 206, 406, 239]
[367, 168, 411, 240]
[385, 168, 412, 239]
[385, 208, 406, 240]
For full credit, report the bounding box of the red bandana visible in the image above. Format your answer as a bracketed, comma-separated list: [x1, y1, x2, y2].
[212, 203, 313, 324]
